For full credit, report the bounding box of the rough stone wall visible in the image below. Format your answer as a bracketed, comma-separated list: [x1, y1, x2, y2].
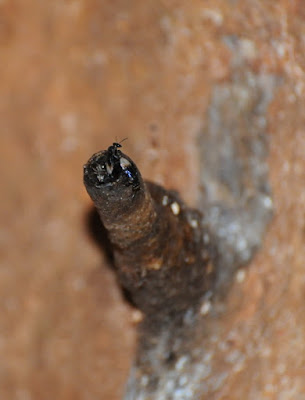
[1, 1, 305, 399]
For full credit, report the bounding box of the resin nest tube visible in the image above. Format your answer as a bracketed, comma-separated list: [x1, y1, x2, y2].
[84, 143, 213, 323]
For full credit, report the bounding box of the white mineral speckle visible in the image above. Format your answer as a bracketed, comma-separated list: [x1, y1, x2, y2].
[183, 308, 195, 325]
[147, 258, 162, 270]
[277, 363, 286, 374]
[165, 380, 175, 392]
[203, 233, 210, 244]
[239, 38, 257, 60]
[226, 349, 243, 364]
[201, 8, 223, 26]
[140, 375, 149, 387]
[236, 237, 247, 252]
[175, 355, 189, 371]
[203, 351, 213, 363]
[162, 195, 169, 206]
[189, 219, 198, 228]
[200, 300, 211, 316]
[233, 358, 246, 373]
[262, 195, 273, 209]
[171, 201, 180, 215]
[174, 387, 194, 399]
[276, 42, 286, 58]
[236, 269, 246, 283]
[179, 375, 188, 386]
[131, 309, 144, 324]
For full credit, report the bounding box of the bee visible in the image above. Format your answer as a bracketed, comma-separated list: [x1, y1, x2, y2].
[107, 142, 122, 162]
[104, 140, 139, 189]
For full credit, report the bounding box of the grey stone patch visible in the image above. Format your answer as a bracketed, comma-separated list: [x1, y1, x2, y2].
[198, 36, 279, 291]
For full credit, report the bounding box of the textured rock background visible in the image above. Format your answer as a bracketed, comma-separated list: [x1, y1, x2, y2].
[1, 1, 305, 399]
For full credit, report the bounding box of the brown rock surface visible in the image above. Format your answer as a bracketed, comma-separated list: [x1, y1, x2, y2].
[1, 1, 305, 399]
